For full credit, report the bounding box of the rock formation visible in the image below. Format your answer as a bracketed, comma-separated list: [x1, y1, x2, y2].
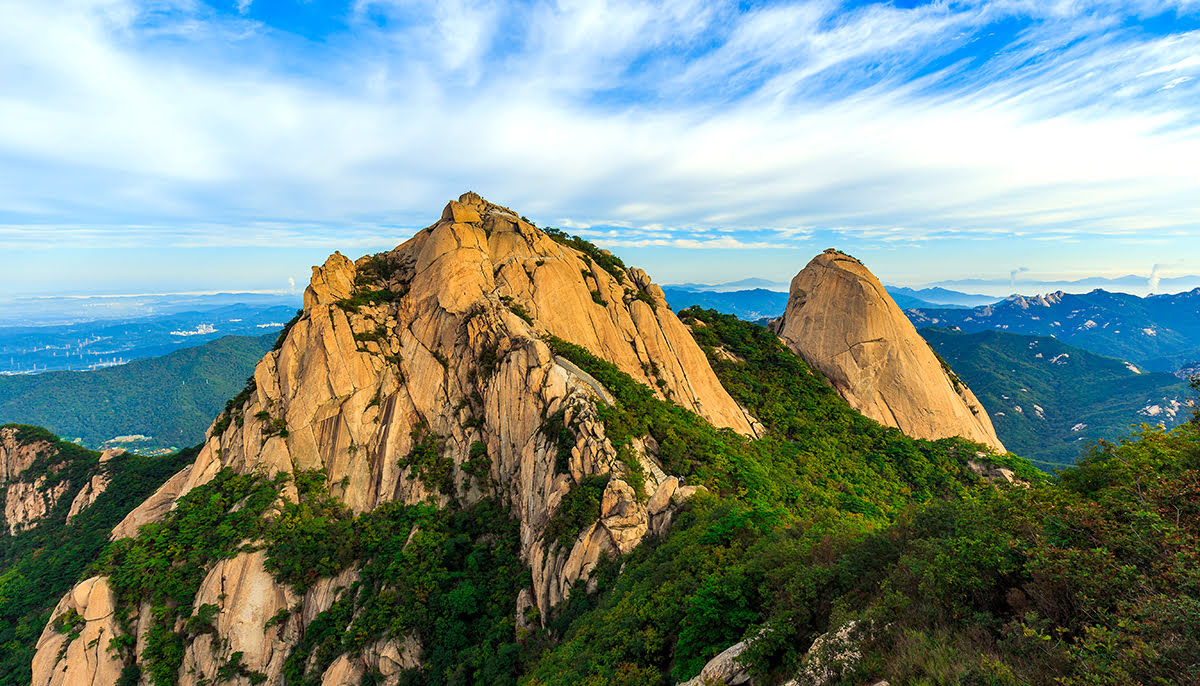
[32, 193, 758, 684]
[773, 250, 1005, 453]
[1, 427, 75, 534]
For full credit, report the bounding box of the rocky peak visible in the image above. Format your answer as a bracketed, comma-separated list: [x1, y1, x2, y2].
[773, 251, 1006, 453]
[35, 193, 758, 685]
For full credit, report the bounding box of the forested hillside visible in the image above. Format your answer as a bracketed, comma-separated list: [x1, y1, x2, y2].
[925, 328, 1192, 469]
[0, 426, 195, 685]
[0, 333, 275, 451]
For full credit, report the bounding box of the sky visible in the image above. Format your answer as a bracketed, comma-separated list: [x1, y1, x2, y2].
[2, 0, 1200, 299]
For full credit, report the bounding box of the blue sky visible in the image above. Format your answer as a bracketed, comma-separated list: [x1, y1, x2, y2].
[2, 0, 1199, 298]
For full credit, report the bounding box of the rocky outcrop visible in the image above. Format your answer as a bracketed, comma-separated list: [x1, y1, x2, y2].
[678, 635, 756, 686]
[110, 463, 194, 540]
[179, 550, 296, 684]
[5, 477, 71, 535]
[65, 449, 120, 525]
[1, 427, 68, 534]
[31, 576, 124, 686]
[34, 193, 749, 682]
[774, 250, 1005, 453]
[0, 427, 44, 481]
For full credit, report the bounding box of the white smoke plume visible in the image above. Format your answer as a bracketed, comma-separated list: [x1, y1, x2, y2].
[1010, 267, 1030, 290]
[1149, 264, 1165, 294]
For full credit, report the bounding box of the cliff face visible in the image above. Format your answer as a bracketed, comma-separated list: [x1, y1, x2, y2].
[0, 427, 114, 535]
[33, 193, 756, 685]
[774, 250, 1005, 453]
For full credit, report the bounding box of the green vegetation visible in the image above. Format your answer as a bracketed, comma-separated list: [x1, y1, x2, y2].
[924, 327, 1193, 469]
[543, 228, 627, 284]
[543, 475, 610, 551]
[399, 425, 455, 497]
[0, 334, 275, 451]
[335, 253, 410, 313]
[97, 468, 282, 685]
[0, 427, 196, 686]
[265, 471, 357, 593]
[280, 498, 533, 686]
[11, 294, 1200, 686]
[521, 309, 1200, 685]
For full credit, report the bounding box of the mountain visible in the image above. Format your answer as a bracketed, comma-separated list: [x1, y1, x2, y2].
[659, 285, 977, 322]
[773, 250, 1005, 453]
[886, 285, 998, 308]
[0, 425, 196, 685]
[663, 277, 789, 292]
[929, 274, 1200, 297]
[907, 288, 1200, 373]
[0, 292, 300, 328]
[18, 195, 1200, 686]
[29, 192, 764, 685]
[922, 328, 1192, 469]
[660, 287, 790, 320]
[0, 333, 276, 452]
[0, 302, 297, 374]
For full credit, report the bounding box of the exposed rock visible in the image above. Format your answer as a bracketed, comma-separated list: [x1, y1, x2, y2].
[785, 621, 865, 686]
[678, 634, 756, 686]
[110, 463, 194, 539]
[0, 426, 45, 481]
[774, 251, 1005, 453]
[1, 427, 75, 534]
[31, 576, 124, 686]
[179, 549, 297, 685]
[968, 458, 1017, 484]
[5, 477, 70, 535]
[65, 450, 119, 525]
[36, 193, 751, 682]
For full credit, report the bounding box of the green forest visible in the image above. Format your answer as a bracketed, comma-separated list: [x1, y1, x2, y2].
[0, 333, 274, 451]
[4, 309, 1199, 685]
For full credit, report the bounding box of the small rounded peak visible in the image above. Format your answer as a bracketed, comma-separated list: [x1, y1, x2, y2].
[458, 191, 485, 208]
[442, 199, 482, 224]
[823, 247, 838, 254]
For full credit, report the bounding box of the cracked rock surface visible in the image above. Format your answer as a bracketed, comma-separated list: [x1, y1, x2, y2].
[773, 250, 1005, 453]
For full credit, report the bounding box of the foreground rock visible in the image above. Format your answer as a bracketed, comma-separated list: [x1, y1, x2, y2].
[773, 250, 1005, 453]
[33, 193, 756, 683]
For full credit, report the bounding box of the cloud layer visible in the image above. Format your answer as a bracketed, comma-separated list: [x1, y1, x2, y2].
[0, 0, 1198, 284]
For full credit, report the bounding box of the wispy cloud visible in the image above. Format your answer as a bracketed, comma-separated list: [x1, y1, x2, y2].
[0, 0, 1197, 265]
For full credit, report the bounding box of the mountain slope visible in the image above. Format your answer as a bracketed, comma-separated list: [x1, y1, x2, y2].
[0, 333, 277, 451]
[773, 250, 1005, 452]
[660, 287, 790, 320]
[0, 426, 195, 686]
[20, 197, 1200, 685]
[31, 193, 760, 685]
[907, 288, 1200, 371]
[922, 328, 1192, 469]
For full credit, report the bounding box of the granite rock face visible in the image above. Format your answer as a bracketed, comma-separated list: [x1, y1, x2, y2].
[33, 193, 753, 683]
[1, 427, 74, 534]
[774, 250, 1005, 453]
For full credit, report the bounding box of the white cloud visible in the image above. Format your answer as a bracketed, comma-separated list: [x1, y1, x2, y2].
[0, 0, 1197, 257]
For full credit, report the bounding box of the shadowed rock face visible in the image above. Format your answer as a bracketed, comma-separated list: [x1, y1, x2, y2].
[774, 250, 1005, 453]
[33, 193, 757, 685]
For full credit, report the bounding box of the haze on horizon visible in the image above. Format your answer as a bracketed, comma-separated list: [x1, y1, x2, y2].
[1, 0, 1199, 298]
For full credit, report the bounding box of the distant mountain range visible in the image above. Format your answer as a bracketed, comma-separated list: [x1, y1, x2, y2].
[928, 274, 1200, 298]
[0, 291, 300, 327]
[662, 277, 791, 292]
[886, 286, 999, 308]
[0, 299, 298, 374]
[662, 284, 994, 320]
[0, 333, 275, 452]
[924, 328, 1192, 469]
[665, 275, 1200, 300]
[908, 288, 1200, 375]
